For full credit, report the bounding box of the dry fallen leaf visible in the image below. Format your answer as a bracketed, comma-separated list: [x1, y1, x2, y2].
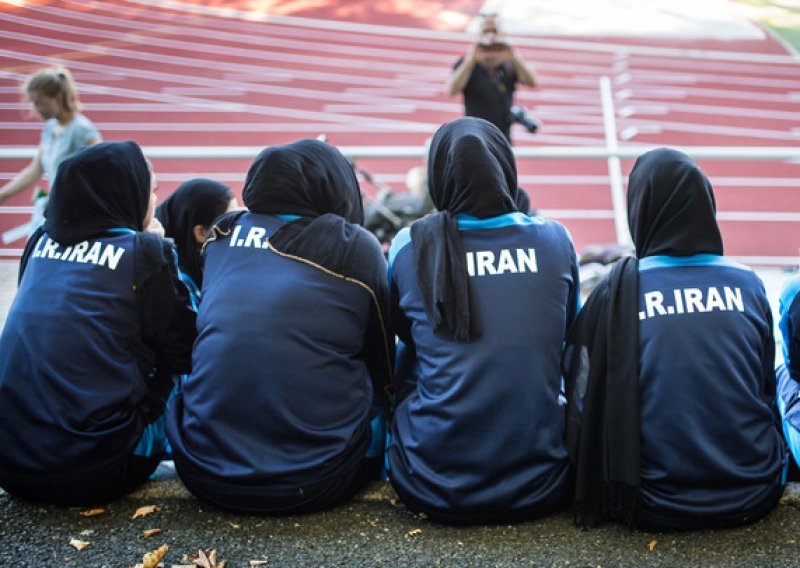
[79, 508, 105, 517]
[189, 548, 226, 568]
[69, 539, 90, 551]
[132, 505, 159, 520]
[229, 522, 240, 529]
[142, 543, 168, 568]
[648, 539, 657, 552]
[142, 528, 162, 538]
[405, 528, 423, 538]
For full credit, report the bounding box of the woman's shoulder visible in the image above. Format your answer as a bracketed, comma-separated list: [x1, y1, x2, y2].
[68, 113, 101, 139]
[71, 113, 96, 126]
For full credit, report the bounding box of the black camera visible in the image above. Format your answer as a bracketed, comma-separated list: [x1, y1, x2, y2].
[509, 105, 540, 134]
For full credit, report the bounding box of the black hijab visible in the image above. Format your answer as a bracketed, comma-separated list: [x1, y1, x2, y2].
[25, 141, 194, 392]
[232, 139, 392, 394]
[410, 117, 520, 341]
[628, 147, 723, 257]
[238, 139, 372, 279]
[564, 147, 722, 527]
[156, 178, 233, 285]
[44, 141, 150, 246]
[242, 139, 363, 224]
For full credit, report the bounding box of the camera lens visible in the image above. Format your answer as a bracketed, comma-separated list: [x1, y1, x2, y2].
[509, 106, 540, 134]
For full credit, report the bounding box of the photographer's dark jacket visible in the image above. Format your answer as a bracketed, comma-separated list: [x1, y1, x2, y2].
[455, 57, 517, 141]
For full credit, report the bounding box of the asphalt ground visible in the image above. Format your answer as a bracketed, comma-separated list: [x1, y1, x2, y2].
[2, 478, 800, 567]
[2, 260, 800, 566]
[2, 0, 799, 562]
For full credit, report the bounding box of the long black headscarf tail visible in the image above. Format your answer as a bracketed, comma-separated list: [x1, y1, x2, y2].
[564, 256, 641, 527]
[411, 117, 520, 342]
[602, 256, 641, 525]
[156, 178, 233, 286]
[410, 211, 473, 341]
[565, 147, 724, 528]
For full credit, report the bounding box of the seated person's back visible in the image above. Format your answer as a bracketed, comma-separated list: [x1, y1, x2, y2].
[0, 141, 195, 506]
[387, 117, 579, 524]
[564, 147, 785, 530]
[167, 140, 393, 515]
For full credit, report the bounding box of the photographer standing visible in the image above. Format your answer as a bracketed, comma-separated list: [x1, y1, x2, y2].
[447, 14, 538, 143]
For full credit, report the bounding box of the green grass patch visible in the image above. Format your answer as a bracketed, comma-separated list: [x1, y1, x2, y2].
[731, 0, 800, 51]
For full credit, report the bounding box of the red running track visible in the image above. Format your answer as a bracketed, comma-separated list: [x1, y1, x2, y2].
[0, 0, 799, 263]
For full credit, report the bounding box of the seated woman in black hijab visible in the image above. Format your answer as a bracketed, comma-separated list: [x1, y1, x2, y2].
[0, 141, 196, 505]
[387, 117, 580, 524]
[564, 147, 785, 530]
[155, 178, 237, 307]
[167, 139, 393, 514]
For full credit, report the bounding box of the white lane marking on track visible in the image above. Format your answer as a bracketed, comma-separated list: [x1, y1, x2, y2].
[0, 12, 453, 75]
[32, 0, 798, 70]
[620, 103, 800, 122]
[0, 172, 621, 186]
[538, 210, 615, 219]
[159, 87, 249, 96]
[717, 212, 800, 221]
[323, 105, 418, 115]
[620, 119, 799, 141]
[0, 169, 791, 188]
[3, 0, 796, 260]
[0, 103, 247, 112]
[28, 1, 462, 63]
[0, 26, 482, 116]
[0, 60, 439, 131]
[118, 0, 800, 65]
[0, 31, 625, 126]
[619, 126, 663, 140]
[620, 70, 800, 90]
[0, 37, 459, 115]
[539, 210, 800, 221]
[618, 86, 798, 105]
[18, 3, 794, 91]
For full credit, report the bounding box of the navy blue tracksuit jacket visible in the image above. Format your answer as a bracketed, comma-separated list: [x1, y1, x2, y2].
[168, 213, 388, 505]
[635, 255, 785, 527]
[0, 231, 192, 490]
[387, 212, 579, 520]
